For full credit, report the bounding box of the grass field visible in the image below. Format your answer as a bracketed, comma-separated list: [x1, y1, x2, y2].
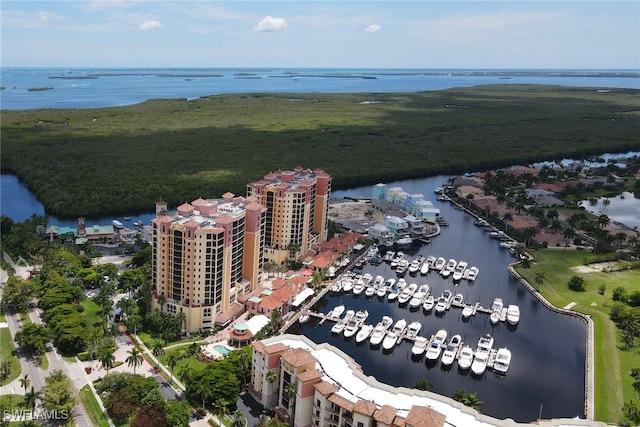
[2, 85, 638, 217]
[0, 327, 21, 385]
[516, 248, 640, 423]
[79, 384, 111, 427]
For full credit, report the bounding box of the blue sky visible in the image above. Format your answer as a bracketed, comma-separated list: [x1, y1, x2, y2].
[1, 1, 638, 68]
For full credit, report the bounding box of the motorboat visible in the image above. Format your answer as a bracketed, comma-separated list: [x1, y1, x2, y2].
[452, 270, 463, 282]
[411, 336, 429, 356]
[330, 281, 343, 293]
[442, 289, 452, 303]
[397, 236, 413, 246]
[408, 259, 422, 275]
[397, 278, 407, 289]
[369, 324, 386, 346]
[343, 310, 356, 323]
[409, 284, 430, 309]
[474, 218, 489, 227]
[477, 334, 494, 355]
[493, 347, 512, 374]
[376, 282, 388, 298]
[392, 318, 407, 336]
[355, 324, 374, 343]
[471, 350, 489, 375]
[299, 311, 310, 324]
[330, 305, 345, 319]
[452, 293, 464, 305]
[420, 262, 430, 275]
[365, 285, 376, 298]
[383, 251, 395, 262]
[406, 321, 422, 338]
[373, 275, 385, 287]
[434, 257, 446, 271]
[434, 296, 448, 314]
[331, 320, 346, 334]
[457, 346, 474, 370]
[362, 273, 373, 285]
[391, 251, 405, 268]
[466, 266, 479, 281]
[354, 309, 369, 324]
[422, 295, 435, 311]
[426, 255, 436, 268]
[342, 279, 354, 293]
[343, 319, 360, 338]
[506, 305, 520, 325]
[441, 334, 461, 366]
[380, 316, 393, 330]
[352, 281, 365, 295]
[490, 298, 504, 324]
[445, 259, 457, 273]
[382, 331, 399, 350]
[112, 219, 124, 229]
[387, 287, 400, 302]
[425, 340, 443, 360]
[440, 268, 451, 278]
[461, 304, 474, 319]
[396, 259, 409, 275]
[455, 260, 468, 274]
[398, 283, 417, 305]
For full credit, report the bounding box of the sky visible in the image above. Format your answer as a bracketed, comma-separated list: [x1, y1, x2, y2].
[1, 1, 639, 69]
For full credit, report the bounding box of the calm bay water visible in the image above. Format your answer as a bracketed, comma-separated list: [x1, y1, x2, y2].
[1, 67, 638, 110]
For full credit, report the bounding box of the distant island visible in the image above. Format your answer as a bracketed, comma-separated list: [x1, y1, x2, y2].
[27, 86, 54, 92]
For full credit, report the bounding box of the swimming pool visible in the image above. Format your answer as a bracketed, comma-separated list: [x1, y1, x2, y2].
[213, 345, 231, 356]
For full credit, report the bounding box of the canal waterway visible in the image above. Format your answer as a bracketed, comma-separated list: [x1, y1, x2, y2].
[289, 177, 586, 422]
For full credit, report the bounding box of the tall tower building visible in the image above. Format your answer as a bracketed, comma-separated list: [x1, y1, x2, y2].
[151, 194, 266, 332]
[246, 167, 331, 265]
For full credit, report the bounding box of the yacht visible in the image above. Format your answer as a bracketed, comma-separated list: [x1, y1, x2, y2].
[457, 346, 474, 370]
[408, 258, 422, 275]
[455, 260, 468, 274]
[330, 281, 343, 293]
[352, 281, 365, 295]
[373, 275, 385, 287]
[422, 295, 435, 311]
[434, 296, 448, 314]
[383, 251, 395, 262]
[440, 268, 451, 278]
[376, 282, 388, 298]
[471, 350, 489, 375]
[425, 329, 447, 361]
[396, 259, 410, 275]
[406, 321, 422, 338]
[387, 287, 400, 302]
[477, 334, 494, 355]
[354, 309, 369, 325]
[330, 305, 345, 319]
[409, 284, 430, 309]
[355, 324, 374, 343]
[441, 334, 462, 366]
[369, 324, 386, 346]
[452, 293, 464, 306]
[426, 255, 437, 268]
[343, 319, 360, 338]
[434, 257, 446, 271]
[380, 315, 394, 330]
[411, 336, 429, 356]
[390, 251, 405, 268]
[461, 304, 474, 319]
[466, 266, 479, 281]
[342, 279, 354, 293]
[493, 347, 512, 374]
[490, 298, 504, 324]
[397, 283, 417, 305]
[445, 258, 457, 273]
[397, 236, 413, 246]
[331, 320, 347, 334]
[362, 273, 373, 285]
[420, 262, 430, 275]
[506, 305, 520, 325]
[365, 285, 376, 298]
[392, 318, 407, 336]
[382, 331, 400, 350]
[452, 270, 463, 282]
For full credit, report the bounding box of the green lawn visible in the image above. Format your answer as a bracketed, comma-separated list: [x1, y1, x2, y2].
[516, 248, 640, 423]
[81, 299, 104, 329]
[158, 349, 208, 379]
[79, 384, 111, 427]
[0, 327, 21, 385]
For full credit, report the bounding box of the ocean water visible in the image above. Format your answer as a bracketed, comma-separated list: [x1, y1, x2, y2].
[1, 67, 638, 110]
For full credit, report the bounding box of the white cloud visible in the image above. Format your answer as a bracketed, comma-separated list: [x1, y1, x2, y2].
[365, 24, 381, 33]
[254, 16, 286, 33]
[139, 20, 161, 31]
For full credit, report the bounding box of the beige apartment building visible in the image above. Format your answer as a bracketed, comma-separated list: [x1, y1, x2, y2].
[247, 167, 332, 265]
[151, 168, 331, 333]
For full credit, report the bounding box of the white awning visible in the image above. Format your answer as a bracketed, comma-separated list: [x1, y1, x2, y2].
[291, 287, 315, 307]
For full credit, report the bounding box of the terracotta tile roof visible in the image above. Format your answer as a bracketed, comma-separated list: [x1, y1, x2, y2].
[328, 394, 355, 411]
[373, 405, 397, 424]
[264, 343, 288, 354]
[314, 381, 338, 396]
[281, 347, 317, 367]
[533, 183, 563, 193]
[297, 369, 323, 382]
[353, 400, 376, 416]
[252, 341, 265, 353]
[214, 302, 244, 325]
[404, 405, 446, 427]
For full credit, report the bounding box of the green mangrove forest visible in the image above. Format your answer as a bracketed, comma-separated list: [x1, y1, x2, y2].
[2, 84, 639, 217]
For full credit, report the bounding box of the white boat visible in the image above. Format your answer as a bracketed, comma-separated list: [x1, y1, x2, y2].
[408, 259, 422, 274]
[441, 334, 462, 366]
[397, 283, 417, 305]
[365, 285, 376, 297]
[409, 284, 429, 309]
[362, 273, 373, 285]
[445, 258, 457, 272]
[461, 304, 474, 318]
[355, 324, 374, 343]
[406, 321, 422, 338]
[452, 270, 463, 281]
[397, 236, 413, 246]
[471, 350, 489, 375]
[477, 334, 494, 355]
[133, 220, 143, 227]
[331, 320, 346, 334]
[380, 315, 394, 330]
[411, 336, 429, 356]
[452, 293, 464, 305]
[474, 218, 488, 227]
[343, 320, 360, 338]
[440, 268, 451, 278]
[376, 282, 388, 298]
[330, 305, 345, 319]
[352, 281, 365, 295]
[354, 309, 369, 324]
[299, 311, 310, 324]
[466, 266, 479, 281]
[420, 262, 430, 275]
[373, 275, 385, 287]
[457, 345, 474, 370]
[493, 347, 512, 374]
[112, 219, 124, 229]
[426, 255, 437, 267]
[392, 318, 407, 336]
[343, 310, 356, 323]
[422, 295, 435, 311]
[369, 325, 386, 346]
[434, 296, 448, 314]
[330, 281, 343, 293]
[396, 259, 409, 275]
[455, 260, 468, 273]
[506, 305, 520, 325]
[397, 278, 407, 289]
[342, 279, 354, 292]
[434, 257, 446, 271]
[382, 331, 399, 350]
[387, 287, 400, 302]
[383, 251, 395, 262]
[390, 251, 405, 268]
[490, 298, 504, 324]
[425, 340, 443, 360]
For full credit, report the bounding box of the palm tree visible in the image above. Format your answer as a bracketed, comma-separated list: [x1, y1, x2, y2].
[157, 294, 167, 312]
[178, 362, 193, 385]
[175, 310, 187, 335]
[501, 212, 513, 232]
[631, 368, 640, 395]
[255, 415, 270, 427]
[100, 351, 116, 374]
[23, 386, 41, 412]
[597, 213, 610, 229]
[266, 370, 277, 385]
[284, 382, 297, 419]
[166, 351, 179, 383]
[465, 193, 475, 208]
[151, 339, 165, 357]
[213, 398, 229, 427]
[19, 374, 30, 394]
[534, 271, 546, 286]
[232, 409, 246, 427]
[195, 380, 212, 413]
[125, 347, 144, 375]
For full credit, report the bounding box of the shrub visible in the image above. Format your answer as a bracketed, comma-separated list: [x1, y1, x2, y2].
[628, 291, 640, 307]
[598, 284, 606, 295]
[609, 302, 627, 321]
[567, 275, 586, 292]
[613, 286, 628, 302]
